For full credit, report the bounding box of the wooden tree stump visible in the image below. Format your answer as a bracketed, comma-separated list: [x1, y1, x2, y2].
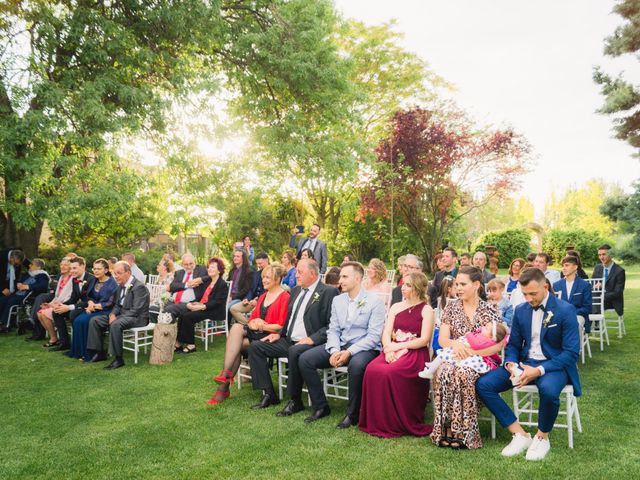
[150, 323, 177, 365]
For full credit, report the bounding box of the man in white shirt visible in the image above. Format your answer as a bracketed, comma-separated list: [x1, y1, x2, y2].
[122, 252, 145, 283]
[534, 252, 561, 284]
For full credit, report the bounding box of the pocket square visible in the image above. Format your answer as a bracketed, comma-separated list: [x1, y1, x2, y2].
[547, 324, 558, 329]
[573, 293, 582, 296]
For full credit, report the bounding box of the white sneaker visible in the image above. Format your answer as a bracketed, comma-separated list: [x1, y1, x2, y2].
[525, 436, 551, 461]
[418, 366, 433, 379]
[501, 432, 532, 457]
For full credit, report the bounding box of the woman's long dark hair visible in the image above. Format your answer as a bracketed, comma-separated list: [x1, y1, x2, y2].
[458, 266, 487, 301]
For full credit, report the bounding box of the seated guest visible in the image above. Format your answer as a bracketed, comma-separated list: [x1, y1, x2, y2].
[563, 250, 588, 279]
[359, 271, 435, 438]
[506, 258, 526, 293]
[156, 259, 175, 288]
[162, 252, 181, 271]
[554, 256, 593, 333]
[473, 251, 496, 284]
[392, 254, 423, 306]
[290, 223, 328, 273]
[476, 267, 581, 461]
[438, 275, 457, 312]
[534, 252, 560, 284]
[459, 253, 472, 267]
[592, 244, 625, 317]
[324, 267, 341, 290]
[299, 261, 386, 428]
[433, 252, 444, 273]
[48, 257, 96, 350]
[396, 255, 407, 286]
[281, 251, 297, 289]
[86, 261, 150, 370]
[66, 259, 118, 361]
[166, 257, 228, 354]
[343, 254, 356, 264]
[0, 258, 49, 331]
[226, 249, 254, 318]
[122, 252, 145, 283]
[363, 258, 391, 300]
[27, 257, 74, 341]
[208, 263, 289, 405]
[0, 248, 30, 297]
[107, 257, 118, 274]
[169, 253, 211, 310]
[487, 278, 514, 327]
[230, 252, 268, 325]
[244, 259, 338, 413]
[526, 253, 537, 263]
[299, 248, 315, 261]
[428, 248, 457, 309]
[242, 235, 255, 264]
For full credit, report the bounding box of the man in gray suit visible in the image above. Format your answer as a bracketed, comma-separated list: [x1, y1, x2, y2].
[87, 261, 150, 370]
[289, 223, 329, 274]
[298, 261, 385, 428]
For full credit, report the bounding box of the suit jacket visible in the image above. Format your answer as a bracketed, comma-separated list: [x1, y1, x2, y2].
[169, 265, 211, 300]
[325, 288, 386, 356]
[390, 285, 402, 307]
[289, 234, 328, 274]
[113, 277, 150, 324]
[280, 282, 339, 345]
[553, 277, 592, 319]
[199, 276, 229, 320]
[65, 272, 96, 308]
[592, 263, 625, 315]
[0, 248, 31, 292]
[506, 294, 581, 396]
[481, 269, 496, 284]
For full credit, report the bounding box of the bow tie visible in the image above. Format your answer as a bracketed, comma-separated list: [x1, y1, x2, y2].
[532, 304, 545, 311]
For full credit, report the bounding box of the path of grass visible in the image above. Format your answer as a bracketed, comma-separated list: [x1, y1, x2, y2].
[1, 268, 639, 479]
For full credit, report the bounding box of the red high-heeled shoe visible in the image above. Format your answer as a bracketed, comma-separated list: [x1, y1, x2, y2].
[207, 389, 230, 405]
[213, 369, 234, 384]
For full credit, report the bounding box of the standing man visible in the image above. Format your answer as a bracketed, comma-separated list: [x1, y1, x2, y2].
[86, 261, 150, 370]
[289, 223, 328, 274]
[476, 268, 581, 461]
[247, 259, 338, 411]
[473, 251, 496, 284]
[592, 244, 625, 317]
[298, 262, 385, 428]
[534, 253, 561, 284]
[122, 253, 145, 283]
[428, 247, 458, 309]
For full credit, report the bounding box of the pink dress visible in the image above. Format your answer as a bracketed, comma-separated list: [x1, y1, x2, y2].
[359, 303, 432, 438]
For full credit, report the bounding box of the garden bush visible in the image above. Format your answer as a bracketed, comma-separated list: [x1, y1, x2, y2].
[473, 228, 532, 268]
[542, 228, 608, 268]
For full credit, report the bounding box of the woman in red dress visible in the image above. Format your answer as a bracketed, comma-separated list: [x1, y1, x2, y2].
[359, 272, 435, 437]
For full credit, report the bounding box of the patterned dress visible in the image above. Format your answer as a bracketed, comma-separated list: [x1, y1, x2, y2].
[430, 299, 502, 449]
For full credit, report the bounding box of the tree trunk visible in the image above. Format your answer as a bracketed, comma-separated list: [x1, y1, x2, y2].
[150, 323, 177, 365]
[0, 213, 43, 258]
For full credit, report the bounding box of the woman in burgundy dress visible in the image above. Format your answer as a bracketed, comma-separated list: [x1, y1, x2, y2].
[359, 272, 435, 438]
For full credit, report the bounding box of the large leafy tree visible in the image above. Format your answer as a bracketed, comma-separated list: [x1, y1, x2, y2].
[360, 107, 530, 273]
[593, 0, 640, 149]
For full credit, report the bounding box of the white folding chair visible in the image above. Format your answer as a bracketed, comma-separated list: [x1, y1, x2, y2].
[605, 309, 626, 339]
[277, 357, 311, 403]
[586, 278, 609, 351]
[147, 274, 160, 285]
[146, 283, 166, 308]
[386, 269, 396, 285]
[237, 357, 252, 388]
[319, 273, 326, 284]
[122, 323, 155, 364]
[577, 316, 591, 365]
[195, 281, 232, 350]
[512, 384, 582, 448]
[323, 367, 349, 400]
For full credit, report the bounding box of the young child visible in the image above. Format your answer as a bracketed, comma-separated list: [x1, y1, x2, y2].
[487, 278, 514, 327]
[418, 321, 508, 379]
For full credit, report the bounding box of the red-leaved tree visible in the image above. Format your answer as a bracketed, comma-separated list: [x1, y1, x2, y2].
[359, 107, 531, 273]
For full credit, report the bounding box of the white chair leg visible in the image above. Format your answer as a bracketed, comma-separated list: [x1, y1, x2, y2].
[134, 331, 139, 364]
[566, 390, 574, 449]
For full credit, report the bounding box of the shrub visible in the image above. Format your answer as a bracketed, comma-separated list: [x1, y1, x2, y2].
[542, 228, 608, 268]
[473, 229, 532, 268]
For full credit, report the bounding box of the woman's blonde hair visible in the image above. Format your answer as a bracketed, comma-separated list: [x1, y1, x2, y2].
[263, 262, 286, 282]
[368, 258, 387, 284]
[405, 272, 429, 303]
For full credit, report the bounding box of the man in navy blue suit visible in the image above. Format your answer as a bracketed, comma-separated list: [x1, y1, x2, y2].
[476, 267, 581, 461]
[554, 255, 592, 332]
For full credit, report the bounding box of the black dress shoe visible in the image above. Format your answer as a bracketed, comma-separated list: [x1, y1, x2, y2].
[104, 358, 125, 370]
[50, 343, 70, 352]
[304, 406, 331, 424]
[251, 394, 280, 410]
[26, 335, 45, 342]
[88, 352, 108, 363]
[336, 415, 355, 429]
[276, 399, 305, 417]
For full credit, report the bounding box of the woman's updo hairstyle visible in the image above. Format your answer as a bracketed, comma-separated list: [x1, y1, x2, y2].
[457, 266, 486, 301]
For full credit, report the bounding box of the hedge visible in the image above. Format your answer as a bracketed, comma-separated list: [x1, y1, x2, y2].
[541, 228, 608, 268]
[473, 229, 532, 268]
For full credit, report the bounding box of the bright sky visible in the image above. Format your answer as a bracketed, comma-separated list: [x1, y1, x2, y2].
[334, 0, 640, 219]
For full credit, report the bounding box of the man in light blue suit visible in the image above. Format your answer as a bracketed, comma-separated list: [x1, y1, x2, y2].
[554, 255, 593, 332]
[299, 261, 386, 428]
[476, 267, 581, 461]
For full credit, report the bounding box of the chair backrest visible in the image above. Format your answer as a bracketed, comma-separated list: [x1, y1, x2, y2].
[224, 280, 233, 328]
[146, 283, 166, 307]
[147, 274, 160, 285]
[319, 273, 326, 284]
[585, 278, 604, 315]
[555, 290, 562, 299]
[386, 269, 396, 285]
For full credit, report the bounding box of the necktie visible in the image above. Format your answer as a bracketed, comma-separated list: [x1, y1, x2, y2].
[604, 267, 609, 284]
[200, 282, 214, 304]
[532, 304, 544, 311]
[286, 288, 309, 341]
[174, 272, 192, 304]
[119, 286, 126, 306]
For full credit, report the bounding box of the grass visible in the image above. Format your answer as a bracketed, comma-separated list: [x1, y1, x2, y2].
[1, 268, 639, 479]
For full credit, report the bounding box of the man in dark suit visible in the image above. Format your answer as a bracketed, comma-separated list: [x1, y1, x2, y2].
[476, 268, 581, 461]
[0, 248, 30, 296]
[554, 255, 593, 332]
[428, 248, 458, 309]
[166, 253, 211, 313]
[473, 251, 496, 284]
[86, 261, 150, 369]
[49, 257, 95, 351]
[247, 259, 338, 411]
[592, 244, 625, 316]
[289, 223, 329, 274]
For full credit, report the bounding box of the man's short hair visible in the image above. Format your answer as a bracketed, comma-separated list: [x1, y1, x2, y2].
[536, 252, 551, 264]
[312, 223, 321, 230]
[256, 252, 269, 261]
[300, 258, 319, 276]
[461, 252, 471, 260]
[31, 258, 45, 270]
[122, 252, 136, 263]
[397, 255, 407, 263]
[405, 254, 423, 271]
[473, 251, 487, 261]
[341, 261, 364, 278]
[519, 267, 546, 286]
[69, 256, 86, 266]
[526, 252, 537, 262]
[561, 255, 579, 266]
[598, 244, 612, 251]
[443, 247, 458, 258]
[115, 260, 131, 273]
[9, 249, 25, 262]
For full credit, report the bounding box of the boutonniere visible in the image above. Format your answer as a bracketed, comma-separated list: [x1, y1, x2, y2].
[543, 311, 554, 328]
[357, 299, 366, 308]
[311, 292, 321, 304]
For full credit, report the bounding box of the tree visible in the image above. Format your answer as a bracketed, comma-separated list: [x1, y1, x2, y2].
[594, 0, 640, 150]
[600, 180, 640, 261]
[359, 107, 530, 273]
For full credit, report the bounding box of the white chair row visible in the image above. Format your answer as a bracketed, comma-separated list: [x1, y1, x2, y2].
[194, 281, 232, 351]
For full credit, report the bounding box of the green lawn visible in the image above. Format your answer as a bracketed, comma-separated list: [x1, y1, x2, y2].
[1, 268, 639, 479]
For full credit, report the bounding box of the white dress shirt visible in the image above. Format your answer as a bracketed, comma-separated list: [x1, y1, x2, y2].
[528, 293, 549, 376]
[289, 278, 320, 342]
